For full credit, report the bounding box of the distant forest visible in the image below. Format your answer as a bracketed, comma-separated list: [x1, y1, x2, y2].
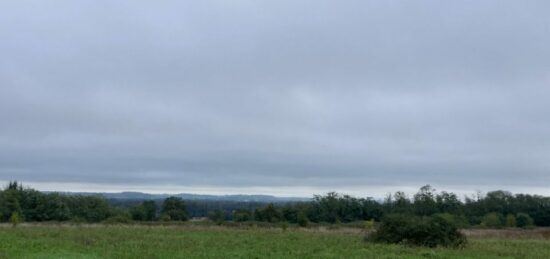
[1, 182, 549, 228]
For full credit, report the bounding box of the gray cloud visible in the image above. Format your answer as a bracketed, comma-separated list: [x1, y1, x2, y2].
[1, 1, 550, 195]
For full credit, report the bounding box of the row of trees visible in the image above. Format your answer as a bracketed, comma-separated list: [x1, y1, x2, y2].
[2, 182, 550, 228]
[246, 185, 549, 228]
[0, 182, 187, 223]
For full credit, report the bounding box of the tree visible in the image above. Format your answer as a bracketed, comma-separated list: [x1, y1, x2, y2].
[282, 206, 299, 223]
[391, 191, 412, 214]
[413, 185, 437, 216]
[516, 213, 534, 228]
[130, 200, 157, 221]
[436, 191, 462, 215]
[161, 197, 187, 221]
[255, 203, 281, 222]
[67, 196, 112, 222]
[0, 189, 23, 222]
[208, 210, 224, 225]
[232, 209, 252, 222]
[362, 198, 383, 221]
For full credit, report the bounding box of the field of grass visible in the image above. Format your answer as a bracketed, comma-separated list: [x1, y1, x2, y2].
[1, 224, 549, 258]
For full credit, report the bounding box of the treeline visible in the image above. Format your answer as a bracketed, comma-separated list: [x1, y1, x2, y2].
[2, 182, 550, 228]
[0, 182, 187, 223]
[109, 198, 267, 220]
[249, 185, 550, 228]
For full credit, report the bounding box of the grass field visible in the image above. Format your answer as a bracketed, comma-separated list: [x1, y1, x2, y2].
[1, 224, 549, 259]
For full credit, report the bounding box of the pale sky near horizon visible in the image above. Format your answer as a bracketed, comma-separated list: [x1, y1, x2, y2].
[1, 1, 550, 197]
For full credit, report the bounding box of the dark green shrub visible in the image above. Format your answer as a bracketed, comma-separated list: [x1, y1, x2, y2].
[254, 203, 282, 223]
[233, 209, 252, 222]
[368, 214, 466, 248]
[208, 210, 225, 225]
[103, 215, 131, 224]
[516, 213, 534, 228]
[297, 211, 309, 227]
[433, 213, 469, 229]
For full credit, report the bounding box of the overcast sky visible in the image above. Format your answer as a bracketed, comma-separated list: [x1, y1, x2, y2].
[1, 1, 550, 197]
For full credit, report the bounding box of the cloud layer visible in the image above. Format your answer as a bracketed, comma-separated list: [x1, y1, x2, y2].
[1, 1, 550, 195]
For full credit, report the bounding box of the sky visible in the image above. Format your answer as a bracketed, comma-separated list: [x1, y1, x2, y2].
[1, 1, 550, 197]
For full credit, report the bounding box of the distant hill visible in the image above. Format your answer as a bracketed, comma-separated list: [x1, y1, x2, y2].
[59, 191, 310, 203]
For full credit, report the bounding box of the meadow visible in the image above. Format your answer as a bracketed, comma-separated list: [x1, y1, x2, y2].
[1, 224, 549, 259]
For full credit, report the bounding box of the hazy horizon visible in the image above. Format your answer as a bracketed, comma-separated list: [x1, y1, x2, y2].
[2, 1, 550, 197]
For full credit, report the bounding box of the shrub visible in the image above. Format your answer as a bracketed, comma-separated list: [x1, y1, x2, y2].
[233, 209, 252, 222]
[368, 214, 466, 248]
[208, 210, 225, 225]
[433, 213, 469, 229]
[103, 215, 132, 224]
[10, 212, 21, 227]
[364, 219, 375, 230]
[160, 214, 172, 221]
[516, 213, 534, 228]
[505, 214, 516, 228]
[281, 222, 288, 231]
[481, 212, 504, 228]
[297, 211, 309, 227]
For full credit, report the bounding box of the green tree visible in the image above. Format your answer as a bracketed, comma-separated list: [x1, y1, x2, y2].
[208, 210, 225, 225]
[161, 197, 187, 221]
[232, 209, 252, 222]
[255, 203, 281, 222]
[516, 213, 534, 228]
[0, 189, 23, 222]
[130, 200, 157, 221]
[413, 185, 437, 216]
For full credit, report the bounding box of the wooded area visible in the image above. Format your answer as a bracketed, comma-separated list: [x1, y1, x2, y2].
[1, 182, 549, 228]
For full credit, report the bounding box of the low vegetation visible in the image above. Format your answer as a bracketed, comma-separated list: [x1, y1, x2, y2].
[0, 181, 546, 230]
[0, 225, 549, 258]
[368, 214, 467, 248]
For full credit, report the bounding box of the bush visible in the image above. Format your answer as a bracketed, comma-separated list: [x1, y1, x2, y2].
[364, 219, 375, 230]
[481, 212, 504, 228]
[505, 214, 516, 228]
[297, 211, 309, 227]
[281, 222, 288, 231]
[233, 209, 252, 222]
[368, 214, 466, 248]
[208, 210, 225, 225]
[516, 213, 534, 228]
[160, 214, 172, 221]
[433, 213, 469, 229]
[10, 212, 21, 227]
[103, 215, 132, 224]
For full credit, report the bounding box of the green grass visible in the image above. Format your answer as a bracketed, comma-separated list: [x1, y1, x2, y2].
[0, 225, 549, 258]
